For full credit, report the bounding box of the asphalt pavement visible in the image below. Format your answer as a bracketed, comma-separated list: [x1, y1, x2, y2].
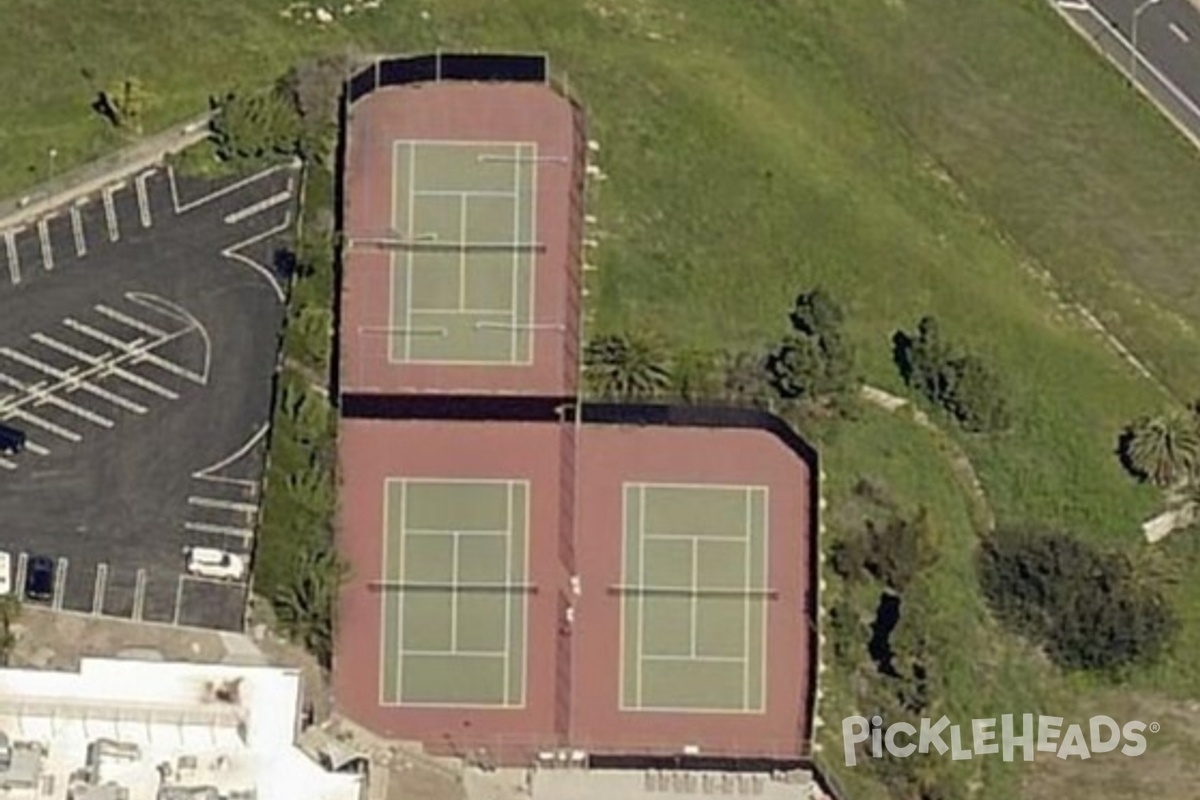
[1054, 0, 1200, 144]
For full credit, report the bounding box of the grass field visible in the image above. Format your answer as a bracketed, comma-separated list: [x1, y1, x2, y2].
[10, 0, 1200, 795]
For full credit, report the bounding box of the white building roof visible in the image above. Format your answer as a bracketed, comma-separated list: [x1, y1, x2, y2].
[0, 658, 361, 800]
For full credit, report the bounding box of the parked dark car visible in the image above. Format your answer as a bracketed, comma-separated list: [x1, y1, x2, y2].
[24, 556, 54, 603]
[0, 424, 24, 455]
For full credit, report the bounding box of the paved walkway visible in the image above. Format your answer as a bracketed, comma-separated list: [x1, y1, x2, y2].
[0, 112, 211, 230]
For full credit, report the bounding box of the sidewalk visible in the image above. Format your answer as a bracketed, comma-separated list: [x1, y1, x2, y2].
[0, 111, 212, 231]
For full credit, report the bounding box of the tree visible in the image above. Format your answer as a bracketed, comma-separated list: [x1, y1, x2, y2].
[95, 77, 148, 133]
[979, 528, 1175, 671]
[894, 316, 1010, 432]
[211, 87, 303, 165]
[720, 350, 771, 405]
[274, 545, 348, 668]
[766, 287, 856, 403]
[790, 287, 845, 338]
[766, 334, 825, 400]
[583, 333, 671, 400]
[1118, 412, 1200, 488]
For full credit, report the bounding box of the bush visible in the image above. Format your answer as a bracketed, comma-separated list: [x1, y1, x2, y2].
[894, 315, 1011, 432]
[766, 288, 856, 401]
[979, 528, 1176, 671]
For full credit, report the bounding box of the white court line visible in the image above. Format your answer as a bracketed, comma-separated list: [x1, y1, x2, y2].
[640, 654, 748, 664]
[223, 189, 291, 224]
[5, 407, 81, 442]
[403, 142, 416, 362]
[69, 205, 86, 256]
[102, 185, 121, 242]
[1170, 21, 1190, 42]
[52, 557, 68, 610]
[402, 649, 508, 658]
[458, 193, 468, 310]
[690, 538, 699, 659]
[133, 569, 147, 621]
[743, 489, 752, 710]
[644, 532, 750, 543]
[509, 145, 521, 361]
[93, 563, 108, 615]
[503, 485, 513, 704]
[183, 521, 254, 541]
[4, 230, 19, 285]
[135, 171, 153, 228]
[450, 533, 460, 650]
[37, 218, 53, 271]
[31, 333, 177, 399]
[0, 346, 142, 415]
[64, 319, 205, 384]
[0, 368, 113, 428]
[187, 496, 257, 514]
[94, 304, 168, 338]
[637, 484, 647, 707]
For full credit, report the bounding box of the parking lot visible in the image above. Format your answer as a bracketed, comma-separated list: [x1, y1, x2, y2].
[0, 162, 296, 630]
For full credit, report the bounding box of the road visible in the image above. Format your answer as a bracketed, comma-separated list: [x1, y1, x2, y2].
[1053, 0, 1200, 146]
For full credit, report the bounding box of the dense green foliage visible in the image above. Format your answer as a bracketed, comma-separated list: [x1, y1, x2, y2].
[767, 288, 856, 402]
[979, 529, 1176, 671]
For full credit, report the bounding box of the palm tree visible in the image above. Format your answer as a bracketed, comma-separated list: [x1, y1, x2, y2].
[583, 333, 671, 400]
[1121, 412, 1200, 488]
[274, 545, 348, 668]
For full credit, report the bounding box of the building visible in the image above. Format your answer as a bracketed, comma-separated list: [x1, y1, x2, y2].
[0, 658, 362, 800]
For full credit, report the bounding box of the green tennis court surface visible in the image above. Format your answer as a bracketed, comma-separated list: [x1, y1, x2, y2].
[388, 140, 537, 365]
[380, 479, 529, 707]
[620, 483, 769, 713]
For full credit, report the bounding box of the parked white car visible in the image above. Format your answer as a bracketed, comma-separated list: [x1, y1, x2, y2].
[0, 551, 10, 596]
[184, 547, 247, 581]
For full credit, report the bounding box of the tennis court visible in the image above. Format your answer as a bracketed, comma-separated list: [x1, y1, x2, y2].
[379, 478, 530, 707]
[387, 140, 538, 365]
[619, 483, 770, 713]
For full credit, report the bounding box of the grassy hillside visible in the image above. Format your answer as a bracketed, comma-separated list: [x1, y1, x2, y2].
[8, 0, 1200, 796]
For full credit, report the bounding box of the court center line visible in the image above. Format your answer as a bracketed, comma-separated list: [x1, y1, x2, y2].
[458, 193, 468, 312]
[403, 143, 417, 363]
[690, 537, 699, 659]
[509, 145, 521, 362]
[503, 483, 513, 705]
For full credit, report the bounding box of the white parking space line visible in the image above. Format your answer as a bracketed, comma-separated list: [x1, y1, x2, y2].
[65, 319, 205, 385]
[14, 554, 26, 593]
[136, 171, 154, 228]
[0, 347, 132, 419]
[52, 557, 68, 610]
[223, 189, 292, 225]
[22, 440, 49, 456]
[187, 496, 258, 514]
[102, 185, 121, 242]
[184, 521, 254, 541]
[93, 563, 108, 615]
[0, 457, 14, 471]
[94, 304, 168, 338]
[0, 366, 114, 429]
[172, 576, 184, 625]
[1170, 22, 1191, 42]
[170, 162, 293, 214]
[4, 406, 81, 442]
[37, 218, 53, 271]
[31, 333, 178, 400]
[70, 204, 87, 257]
[133, 568, 147, 621]
[5, 229, 19, 285]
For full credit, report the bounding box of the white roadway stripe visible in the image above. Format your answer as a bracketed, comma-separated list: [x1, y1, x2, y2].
[133, 568, 147, 622]
[63, 318, 205, 384]
[31, 333, 178, 400]
[4, 407, 81, 442]
[184, 520, 255, 540]
[0, 457, 14, 471]
[0, 346, 143, 415]
[136, 173, 153, 228]
[93, 304, 168, 338]
[23, 440, 49, 455]
[70, 206, 86, 256]
[223, 190, 292, 224]
[102, 186, 120, 242]
[37, 218, 53, 271]
[173, 162, 292, 214]
[1170, 21, 1191, 42]
[52, 557, 68, 610]
[93, 563, 108, 615]
[5, 230, 19, 285]
[14, 554, 25, 593]
[0, 366, 114, 428]
[187, 496, 259, 514]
